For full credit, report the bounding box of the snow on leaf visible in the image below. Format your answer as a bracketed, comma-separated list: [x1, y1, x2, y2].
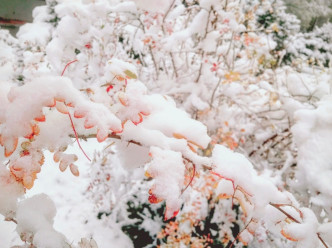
[96, 128, 109, 143]
[4, 136, 18, 157]
[55, 101, 69, 114]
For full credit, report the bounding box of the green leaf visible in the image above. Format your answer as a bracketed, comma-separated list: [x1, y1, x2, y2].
[124, 69, 137, 79]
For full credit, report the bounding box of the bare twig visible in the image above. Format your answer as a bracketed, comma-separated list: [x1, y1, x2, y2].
[69, 133, 213, 171]
[195, 8, 212, 83]
[5, 217, 17, 224]
[229, 218, 253, 248]
[210, 76, 222, 107]
[269, 203, 329, 248]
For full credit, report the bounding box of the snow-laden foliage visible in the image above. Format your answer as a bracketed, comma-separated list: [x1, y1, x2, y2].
[284, 0, 332, 31]
[1, 0, 332, 247]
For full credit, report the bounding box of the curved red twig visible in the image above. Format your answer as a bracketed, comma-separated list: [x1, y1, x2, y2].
[61, 60, 78, 76]
[60, 59, 91, 162]
[67, 110, 91, 162]
[181, 163, 196, 195]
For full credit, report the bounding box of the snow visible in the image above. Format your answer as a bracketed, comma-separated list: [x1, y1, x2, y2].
[1, 0, 332, 247]
[283, 208, 320, 248]
[17, 22, 52, 47]
[0, 166, 24, 216]
[292, 96, 332, 216]
[132, 0, 173, 13]
[146, 147, 185, 219]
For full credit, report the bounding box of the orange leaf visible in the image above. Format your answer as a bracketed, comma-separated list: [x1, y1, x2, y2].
[20, 150, 30, 157]
[110, 127, 123, 134]
[173, 133, 203, 149]
[140, 110, 150, 116]
[164, 207, 179, 220]
[132, 113, 143, 125]
[4, 137, 18, 157]
[118, 92, 129, 106]
[69, 164, 79, 176]
[59, 160, 69, 172]
[187, 143, 197, 153]
[281, 229, 298, 242]
[145, 170, 152, 178]
[116, 75, 125, 81]
[46, 98, 56, 108]
[37, 153, 45, 166]
[24, 123, 40, 140]
[55, 102, 69, 114]
[66, 102, 75, 108]
[34, 114, 46, 122]
[84, 118, 95, 129]
[96, 129, 108, 143]
[74, 110, 86, 119]
[218, 193, 232, 199]
[54, 97, 65, 102]
[53, 151, 62, 163]
[173, 133, 186, 140]
[23, 175, 35, 190]
[238, 235, 248, 246]
[148, 194, 163, 204]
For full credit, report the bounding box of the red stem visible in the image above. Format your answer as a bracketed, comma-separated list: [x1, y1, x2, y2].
[67, 110, 91, 162]
[60, 59, 91, 162]
[211, 171, 236, 208]
[61, 60, 78, 76]
[181, 163, 196, 195]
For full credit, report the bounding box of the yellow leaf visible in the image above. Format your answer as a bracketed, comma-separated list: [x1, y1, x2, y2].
[225, 71, 240, 81]
[271, 23, 279, 32]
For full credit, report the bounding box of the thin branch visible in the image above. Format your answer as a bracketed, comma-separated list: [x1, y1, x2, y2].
[269, 202, 300, 223]
[67, 110, 91, 162]
[317, 233, 329, 248]
[5, 217, 17, 224]
[181, 163, 196, 195]
[195, 8, 212, 83]
[210, 76, 222, 107]
[69, 133, 213, 170]
[170, 52, 178, 78]
[229, 218, 253, 248]
[70, 133, 142, 146]
[269, 202, 329, 248]
[60, 60, 91, 162]
[61, 60, 78, 76]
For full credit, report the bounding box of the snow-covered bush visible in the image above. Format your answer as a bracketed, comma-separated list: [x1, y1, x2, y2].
[1, 0, 332, 247]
